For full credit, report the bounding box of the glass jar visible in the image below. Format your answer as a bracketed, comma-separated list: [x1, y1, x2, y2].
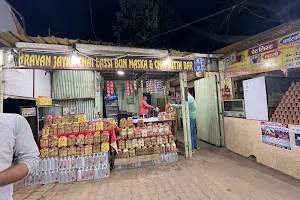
[127, 118, 134, 128]
[127, 128, 134, 139]
[141, 128, 147, 138]
[160, 144, 165, 153]
[88, 121, 96, 132]
[65, 123, 73, 134]
[101, 131, 110, 142]
[136, 147, 142, 156]
[131, 138, 138, 148]
[148, 145, 154, 154]
[57, 123, 65, 134]
[42, 126, 50, 136]
[73, 122, 80, 133]
[53, 115, 62, 124]
[153, 145, 160, 154]
[49, 135, 58, 147]
[165, 144, 171, 152]
[168, 135, 175, 144]
[40, 148, 49, 158]
[157, 136, 163, 145]
[138, 138, 144, 147]
[45, 115, 53, 126]
[95, 121, 104, 131]
[68, 135, 76, 146]
[76, 145, 85, 155]
[126, 140, 132, 149]
[151, 137, 157, 146]
[134, 128, 142, 138]
[142, 146, 148, 155]
[120, 129, 127, 140]
[158, 125, 164, 135]
[76, 134, 85, 145]
[129, 148, 135, 157]
[120, 118, 127, 128]
[68, 146, 76, 156]
[93, 143, 101, 153]
[40, 136, 49, 148]
[101, 142, 110, 152]
[80, 122, 89, 132]
[94, 132, 101, 144]
[153, 125, 159, 136]
[58, 136, 67, 148]
[49, 124, 58, 135]
[49, 147, 58, 157]
[162, 135, 168, 144]
[59, 147, 68, 157]
[118, 139, 126, 150]
[85, 133, 94, 145]
[144, 138, 151, 146]
[171, 143, 177, 152]
[84, 145, 93, 155]
[123, 149, 129, 158]
[164, 122, 170, 132]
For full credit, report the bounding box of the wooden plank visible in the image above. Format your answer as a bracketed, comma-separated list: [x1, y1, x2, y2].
[0, 36, 12, 47]
[37, 36, 46, 43]
[17, 34, 34, 42]
[51, 36, 58, 44]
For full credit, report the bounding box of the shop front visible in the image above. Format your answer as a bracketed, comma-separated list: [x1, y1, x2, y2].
[216, 19, 300, 179]
[0, 35, 223, 187]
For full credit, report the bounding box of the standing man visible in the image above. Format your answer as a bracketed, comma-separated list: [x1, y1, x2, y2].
[0, 114, 40, 200]
[139, 96, 154, 118]
[171, 91, 198, 152]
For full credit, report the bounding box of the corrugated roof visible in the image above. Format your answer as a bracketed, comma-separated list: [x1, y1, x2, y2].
[0, 31, 117, 48]
[214, 18, 300, 55]
[0, 31, 194, 57]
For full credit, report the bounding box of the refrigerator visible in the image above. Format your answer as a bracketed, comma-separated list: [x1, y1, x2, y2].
[243, 76, 269, 121]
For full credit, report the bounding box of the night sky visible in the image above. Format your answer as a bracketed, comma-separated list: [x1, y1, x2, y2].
[6, 0, 300, 52]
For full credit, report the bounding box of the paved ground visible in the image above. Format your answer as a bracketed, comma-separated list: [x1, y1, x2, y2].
[14, 141, 300, 200]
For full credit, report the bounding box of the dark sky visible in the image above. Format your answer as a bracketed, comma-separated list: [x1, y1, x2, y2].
[6, 0, 300, 52]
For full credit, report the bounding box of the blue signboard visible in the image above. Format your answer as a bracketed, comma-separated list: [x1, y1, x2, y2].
[194, 58, 205, 72]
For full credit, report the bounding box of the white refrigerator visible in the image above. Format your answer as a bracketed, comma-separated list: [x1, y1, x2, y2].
[243, 76, 269, 121]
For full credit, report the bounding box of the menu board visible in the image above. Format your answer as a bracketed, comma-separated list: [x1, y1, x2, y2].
[225, 31, 300, 77]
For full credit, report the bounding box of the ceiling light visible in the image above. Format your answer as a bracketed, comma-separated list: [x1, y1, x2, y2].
[71, 53, 81, 66]
[117, 71, 125, 75]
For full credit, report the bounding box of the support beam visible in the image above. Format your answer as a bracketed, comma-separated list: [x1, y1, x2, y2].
[0, 49, 5, 113]
[179, 72, 192, 158]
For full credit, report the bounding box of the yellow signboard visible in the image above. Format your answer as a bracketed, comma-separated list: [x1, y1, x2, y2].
[225, 31, 300, 77]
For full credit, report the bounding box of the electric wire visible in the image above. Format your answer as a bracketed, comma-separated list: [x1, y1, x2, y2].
[128, 0, 248, 46]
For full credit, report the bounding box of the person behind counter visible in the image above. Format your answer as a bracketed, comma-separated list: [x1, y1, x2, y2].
[169, 92, 199, 153]
[139, 96, 154, 118]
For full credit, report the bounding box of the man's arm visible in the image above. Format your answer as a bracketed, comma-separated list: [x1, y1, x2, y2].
[171, 104, 182, 109]
[142, 100, 154, 109]
[0, 115, 39, 186]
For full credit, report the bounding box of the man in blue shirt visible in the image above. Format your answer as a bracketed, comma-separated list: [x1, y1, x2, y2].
[171, 92, 198, 152]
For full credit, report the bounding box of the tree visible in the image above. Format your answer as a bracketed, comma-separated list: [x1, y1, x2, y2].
[113, 0, 175, 47]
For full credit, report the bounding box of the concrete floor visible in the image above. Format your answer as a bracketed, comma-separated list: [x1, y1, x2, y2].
[13, 141, 300, 200]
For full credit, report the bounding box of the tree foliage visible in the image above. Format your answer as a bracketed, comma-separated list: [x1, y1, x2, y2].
[113, 0, 175, 47]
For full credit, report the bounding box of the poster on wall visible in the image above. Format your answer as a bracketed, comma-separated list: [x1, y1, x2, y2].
[290, 125, 300, 147]
[225, 31, 300, 77]
[261, 122, 291, 150]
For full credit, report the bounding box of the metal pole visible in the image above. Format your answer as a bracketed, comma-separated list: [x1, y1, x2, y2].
[0, 49, 5, 113]
[179, 72, 192, 158]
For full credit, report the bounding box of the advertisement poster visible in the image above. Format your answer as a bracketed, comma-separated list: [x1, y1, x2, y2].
[261, 122, 291, 150]
[290, 125, 300, 147]
[225, 31, 300, 77]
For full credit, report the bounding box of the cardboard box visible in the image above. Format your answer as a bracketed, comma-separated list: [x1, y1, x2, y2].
[115, 158, 131, 165]
[152, 154, 160, 160]
[138, 155, 153, 162]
